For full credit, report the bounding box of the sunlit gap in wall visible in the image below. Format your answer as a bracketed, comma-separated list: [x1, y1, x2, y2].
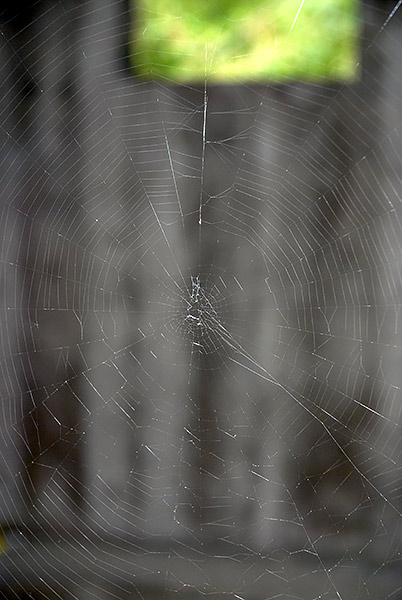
[131, 0, 360, 83]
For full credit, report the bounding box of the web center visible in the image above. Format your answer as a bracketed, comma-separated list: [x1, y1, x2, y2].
[184, 275, 218, 339]
[186, 302, 203, 325]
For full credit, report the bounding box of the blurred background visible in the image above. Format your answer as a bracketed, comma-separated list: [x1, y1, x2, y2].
[0, 1, 402, 598]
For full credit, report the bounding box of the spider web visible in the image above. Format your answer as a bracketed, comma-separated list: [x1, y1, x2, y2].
[0, 1, 402, 599]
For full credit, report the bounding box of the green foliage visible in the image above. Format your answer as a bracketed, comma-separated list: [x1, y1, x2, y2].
[131, 0, 359, 83]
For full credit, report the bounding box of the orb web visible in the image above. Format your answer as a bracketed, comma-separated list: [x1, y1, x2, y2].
[0, 1, 402, 600]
